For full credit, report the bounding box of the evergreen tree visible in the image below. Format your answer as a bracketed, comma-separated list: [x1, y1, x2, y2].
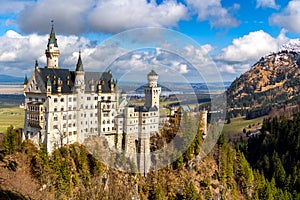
[2, 125, 18, 155]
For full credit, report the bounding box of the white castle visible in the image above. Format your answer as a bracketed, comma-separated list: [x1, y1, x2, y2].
[23, 23, 161, 174]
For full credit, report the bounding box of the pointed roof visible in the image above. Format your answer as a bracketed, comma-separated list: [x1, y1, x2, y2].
[148, 69, 158, 76]
[24, 75, 28, 85]
[76, 51, 84, 71]
[47, 20, 58, 47]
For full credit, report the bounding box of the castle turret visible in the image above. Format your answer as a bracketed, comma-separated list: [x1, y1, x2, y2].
[144, 70, 161, 108]
[23, 75, 28, 95]
[74, 51, 85, 92]
[45, 20, 60, 68]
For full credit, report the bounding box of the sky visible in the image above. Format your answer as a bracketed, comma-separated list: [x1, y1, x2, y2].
[0, 0, 300, 82]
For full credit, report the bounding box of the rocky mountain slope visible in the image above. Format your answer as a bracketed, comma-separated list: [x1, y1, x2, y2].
[227, 50, 300, 118]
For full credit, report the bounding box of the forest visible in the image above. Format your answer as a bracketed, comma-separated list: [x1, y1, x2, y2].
[0, 111, 299, 199]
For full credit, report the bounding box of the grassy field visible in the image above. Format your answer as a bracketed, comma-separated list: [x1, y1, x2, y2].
[0, 107, 24, 133]
[222, 116, 266, 141]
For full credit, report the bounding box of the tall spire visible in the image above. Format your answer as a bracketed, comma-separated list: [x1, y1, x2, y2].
[24, 75, 28, 85]
[48, 20, 58, 48]
[45, 20, 60, 68]
[76, 50, 84, 71]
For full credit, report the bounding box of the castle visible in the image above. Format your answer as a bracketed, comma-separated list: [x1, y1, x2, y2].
[23, 23, 161, 174]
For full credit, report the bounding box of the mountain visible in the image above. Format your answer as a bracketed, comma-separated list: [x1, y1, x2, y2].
[0, 75, 24, 83]
[227, 50, 300, 119]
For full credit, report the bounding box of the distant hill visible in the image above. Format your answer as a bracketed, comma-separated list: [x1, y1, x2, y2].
[0, 75, 23, 83]
[227, 50, 300, 119]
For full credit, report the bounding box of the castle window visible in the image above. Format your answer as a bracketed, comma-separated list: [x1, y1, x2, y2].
[73, 131, 77, 135]
[68, 115, 72, 119]
[69, 132, 72, 136]
[61, 107, 64, 111]
[101, 97, 104, 100]
[94, 97, 98, 100]
[107, 120, 110, 124]
[61, 98, 64, 102]
[53, 125, 58, 129]
[108, 96, 111, 100]
[68, 124, 72, 127]
[73, 123, 75, 127]
[108, 127, 110, 131]
[73, 97, 76, 101]
[63, 124, 66, 128]
[90, 113, 93, 117]
[85, 105, 88, 109]
[63, 115, 66, 120]
[54, 116, 58, 121]
[87, 97, 91, 101]
[103, 128, 105, 131]
[103, 120, 105, 124]
[29, 97, 32, 101]
[54, 98, 57, 103]
[54, 107, 57, 112]
[69, 97, 72, 102]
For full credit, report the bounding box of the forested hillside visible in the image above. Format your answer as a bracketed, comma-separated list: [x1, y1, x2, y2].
[1, 115, 298, 199]
[236, 114, 300, 199]
[227, 50, 300, 119]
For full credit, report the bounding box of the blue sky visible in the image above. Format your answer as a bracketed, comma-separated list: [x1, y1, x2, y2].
[0, 0, 300, 82]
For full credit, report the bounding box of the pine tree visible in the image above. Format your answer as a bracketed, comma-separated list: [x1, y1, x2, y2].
[2, 125, 18, 155]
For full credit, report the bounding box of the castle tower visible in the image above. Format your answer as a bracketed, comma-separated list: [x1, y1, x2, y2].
[74, 51, 85, 91]
[74, 51, 85, 142]
[45, 21, 60, 68]
[144, 70, 161, 108]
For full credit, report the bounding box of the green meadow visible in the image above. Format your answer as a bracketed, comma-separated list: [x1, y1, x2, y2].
[222, 116, 265, 141]
[0, 107, 24, 133]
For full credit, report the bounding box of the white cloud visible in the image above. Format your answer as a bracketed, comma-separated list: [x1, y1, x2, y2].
[216, 30, 278, 62]
[256, 0, 279, 9]
[0, 30, 98, 76]
[269, 0, 300, 33]
[0, 0, 34, 14]
[88, 0, 188, 33]
[17, 0, 93, 34]
[186, 0, 240, 28]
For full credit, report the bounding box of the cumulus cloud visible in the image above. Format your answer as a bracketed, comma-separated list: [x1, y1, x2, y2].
[16, 0, 188, 35]
[256, 0, 279, 9]
[186, 0, 240, 28]
[269, 0, 300, 33]
[0, 30, 100, 76]
[17, 0, 93, 34]
[0, 0, 34, 14]
[88, 0, 188, 33]
[216, 30, 278, 63]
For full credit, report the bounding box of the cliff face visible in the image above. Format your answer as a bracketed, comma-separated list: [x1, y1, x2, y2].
[227, 50, 300, 118]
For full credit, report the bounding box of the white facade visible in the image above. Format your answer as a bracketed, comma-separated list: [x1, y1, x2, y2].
[23, 23, 161, 174]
